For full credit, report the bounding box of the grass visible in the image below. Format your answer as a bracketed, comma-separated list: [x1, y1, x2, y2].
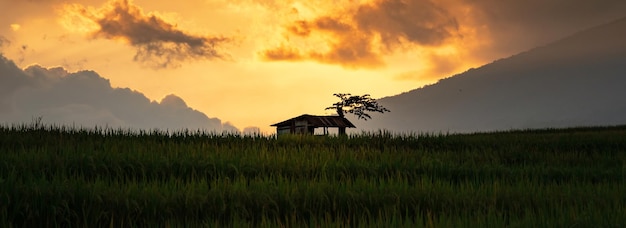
[1, 122, 625, 227]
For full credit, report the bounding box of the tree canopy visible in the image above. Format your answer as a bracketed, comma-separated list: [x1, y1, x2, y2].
[325, 93, 390, 121]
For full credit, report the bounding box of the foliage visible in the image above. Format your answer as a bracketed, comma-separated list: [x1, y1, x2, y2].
[1, 123, 626, 227]
[325, 93, 390, 120]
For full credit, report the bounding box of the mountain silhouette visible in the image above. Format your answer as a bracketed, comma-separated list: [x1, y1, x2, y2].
[352, 17, 626, 133]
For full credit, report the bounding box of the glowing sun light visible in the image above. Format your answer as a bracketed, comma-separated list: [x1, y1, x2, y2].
[10, 24, 21, 31]
[59, 4, 101, 34]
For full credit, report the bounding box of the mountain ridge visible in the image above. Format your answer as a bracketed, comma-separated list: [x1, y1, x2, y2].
[352, 16, 626, 133]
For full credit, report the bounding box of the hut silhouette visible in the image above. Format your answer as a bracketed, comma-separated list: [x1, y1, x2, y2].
[270, 114, 355, 135]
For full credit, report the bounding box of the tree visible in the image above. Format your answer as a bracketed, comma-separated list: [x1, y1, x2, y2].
[325, 93, 390, 120]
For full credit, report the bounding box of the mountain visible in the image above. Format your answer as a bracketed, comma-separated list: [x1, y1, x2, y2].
[352, 17, 626, 133]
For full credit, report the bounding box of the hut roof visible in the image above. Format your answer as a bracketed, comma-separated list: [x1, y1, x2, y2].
[270, 114, 356, 128]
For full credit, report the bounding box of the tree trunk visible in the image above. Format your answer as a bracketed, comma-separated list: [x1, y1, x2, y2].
[337, 107, 344, 117]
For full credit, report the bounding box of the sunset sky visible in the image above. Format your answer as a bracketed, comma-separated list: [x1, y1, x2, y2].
[1, 0, 625, 133]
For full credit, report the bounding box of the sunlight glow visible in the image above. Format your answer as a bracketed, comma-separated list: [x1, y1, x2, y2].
[59, 4, 101, 34]
[10, 24, 20, 31]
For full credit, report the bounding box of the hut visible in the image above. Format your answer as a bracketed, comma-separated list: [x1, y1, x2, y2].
[270, 114, 356, 135]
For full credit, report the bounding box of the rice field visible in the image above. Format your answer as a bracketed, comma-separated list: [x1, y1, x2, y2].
[1, 123, 625, 227]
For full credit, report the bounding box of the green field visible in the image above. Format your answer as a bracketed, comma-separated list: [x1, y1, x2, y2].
[1, 123, 625, 227]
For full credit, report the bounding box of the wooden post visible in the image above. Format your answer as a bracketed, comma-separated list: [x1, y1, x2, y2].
[338, 127, 346, 136]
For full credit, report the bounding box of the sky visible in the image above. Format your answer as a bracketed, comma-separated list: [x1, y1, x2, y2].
[1, 0, 625, 133]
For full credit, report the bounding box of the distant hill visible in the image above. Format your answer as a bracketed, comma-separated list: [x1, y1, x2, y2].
[352, 17, 626, 133]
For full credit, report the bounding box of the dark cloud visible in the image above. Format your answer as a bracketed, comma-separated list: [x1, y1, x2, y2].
[354, 0, 458, 48]
[0, 54, 30, 114]
[72, 0, 231, 68]
[0, 53, 238, 132]
[463, 0, 626, 60]
[264, 0, 626, 70]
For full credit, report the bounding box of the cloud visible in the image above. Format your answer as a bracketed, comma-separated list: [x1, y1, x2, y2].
[453, 0, 626, 60]
[63, 0, 231, 68]
[0, 53, 238, 133]
[0, 36, 8, 49]
[260, 16, 388, 68]
[354, 0, 459, 48]
[242, 126, 261, 135]
[261, 0, 626, 72]
[261, 0, 460, 69]
[261, 44, 304, 61]
[0, 54, 29, 114]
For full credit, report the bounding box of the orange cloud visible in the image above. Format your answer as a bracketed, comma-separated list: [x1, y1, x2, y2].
[0, 36, 8, 48]
[261, 0, 626, 76]
[261, 0, 460, 69]
[63, 0, 231, 69]
[261, 15, 386, 68]
[261, 44, 304, 61]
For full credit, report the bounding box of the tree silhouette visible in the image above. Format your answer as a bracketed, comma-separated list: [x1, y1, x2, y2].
[325, 93, 390, 120]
